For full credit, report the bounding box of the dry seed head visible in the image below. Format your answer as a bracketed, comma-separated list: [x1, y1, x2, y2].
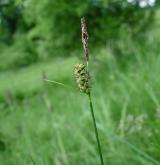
[81, 17, 89, 62]
[74, 64, 90, 94]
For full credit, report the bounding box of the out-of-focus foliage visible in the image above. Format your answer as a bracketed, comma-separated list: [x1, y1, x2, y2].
[0, 0, 158, 70]
[0, 0, 23, 43]
[22, 0, 155, 48]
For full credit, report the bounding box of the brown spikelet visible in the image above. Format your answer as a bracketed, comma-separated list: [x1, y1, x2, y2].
[81, 17, 89, 63]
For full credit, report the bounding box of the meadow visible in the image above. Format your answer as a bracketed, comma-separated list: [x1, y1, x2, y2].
[0, 45, 160, 164]
[1, 1, 160, 164]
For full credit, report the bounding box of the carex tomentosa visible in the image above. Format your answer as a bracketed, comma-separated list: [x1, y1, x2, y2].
[74, 63, 90, 94]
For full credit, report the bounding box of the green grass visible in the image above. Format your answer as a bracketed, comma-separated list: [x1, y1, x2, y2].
[0, 48, 160, 165]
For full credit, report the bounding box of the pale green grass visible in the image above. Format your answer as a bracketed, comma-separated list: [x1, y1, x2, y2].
[0, 57, 78, 97]
[0, 49, 160, 165]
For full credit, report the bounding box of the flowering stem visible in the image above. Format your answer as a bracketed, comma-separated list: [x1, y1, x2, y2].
[88, 92, 104, 165]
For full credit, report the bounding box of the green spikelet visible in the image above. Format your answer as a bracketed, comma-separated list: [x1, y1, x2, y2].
[74, 64, 90, 94]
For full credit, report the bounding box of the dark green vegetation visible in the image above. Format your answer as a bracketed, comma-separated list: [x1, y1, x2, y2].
[1, 0, 160, 165]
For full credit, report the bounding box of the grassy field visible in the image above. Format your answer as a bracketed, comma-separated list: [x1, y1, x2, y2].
[0, 48, 160, 165]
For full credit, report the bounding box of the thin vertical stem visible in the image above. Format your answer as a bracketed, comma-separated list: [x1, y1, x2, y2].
[81, 17, 104, 164]
[88, 93, 104, 165]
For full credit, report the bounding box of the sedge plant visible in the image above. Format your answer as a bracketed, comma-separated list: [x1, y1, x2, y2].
[74, 17, 104, 165]
[45, 17, 104, 165]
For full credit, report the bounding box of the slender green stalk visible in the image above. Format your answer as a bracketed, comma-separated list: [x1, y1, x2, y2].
[88, 92, 104, 165]
[45, 79, 78, 92]
[80, 17, 104, 164]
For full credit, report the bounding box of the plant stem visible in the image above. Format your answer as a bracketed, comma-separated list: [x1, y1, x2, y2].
[88, 93, 104, 165]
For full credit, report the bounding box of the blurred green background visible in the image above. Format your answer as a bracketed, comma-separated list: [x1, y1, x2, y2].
[1, 0, 160, 164]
